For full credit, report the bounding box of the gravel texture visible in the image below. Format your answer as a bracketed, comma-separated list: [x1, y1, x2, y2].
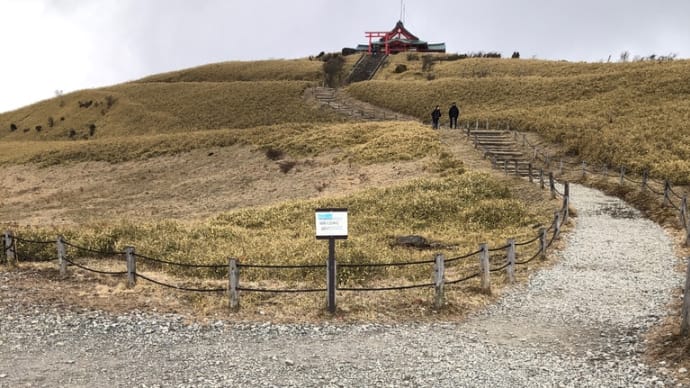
[0, 183, 686, 387]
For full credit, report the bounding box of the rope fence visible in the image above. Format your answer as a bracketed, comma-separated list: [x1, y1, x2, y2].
[2, 193, 565, 311]
[510, 127, 690, 247]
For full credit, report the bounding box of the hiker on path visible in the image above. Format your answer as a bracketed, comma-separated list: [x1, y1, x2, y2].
[449, 102, 460, 129]
[431, 106, 442, 129]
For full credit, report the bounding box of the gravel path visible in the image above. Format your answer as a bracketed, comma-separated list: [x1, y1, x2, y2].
[0, 183, 685, 387]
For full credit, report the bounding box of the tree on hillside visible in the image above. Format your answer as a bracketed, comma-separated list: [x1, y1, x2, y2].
[323, 54, 345, 88]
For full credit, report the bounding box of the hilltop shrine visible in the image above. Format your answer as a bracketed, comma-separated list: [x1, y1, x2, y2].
[356, 21, 445, 55]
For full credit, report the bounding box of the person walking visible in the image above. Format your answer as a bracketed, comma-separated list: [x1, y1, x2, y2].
[449, 102, 460, 129]
[431, 105, 442, 129]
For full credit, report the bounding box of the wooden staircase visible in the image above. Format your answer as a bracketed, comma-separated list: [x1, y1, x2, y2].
[468, 128, 539, 178]
[344, 54, 388, 84]
[310, 87, 417, 122]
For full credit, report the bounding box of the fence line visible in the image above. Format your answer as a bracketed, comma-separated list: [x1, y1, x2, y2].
[3, 192, 565, 310]
[511, 127, 690, 246]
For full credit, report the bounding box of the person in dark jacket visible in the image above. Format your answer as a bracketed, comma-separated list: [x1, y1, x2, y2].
[431, 105, 442, 129]
[449, 102, 460, 129]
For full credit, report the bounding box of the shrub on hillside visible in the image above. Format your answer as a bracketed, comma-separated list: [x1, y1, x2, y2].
[323, 54, 345, 88]
[265, 147, 284, 160]
[422, 55, 434, 72]
[394, 64, 408, 73]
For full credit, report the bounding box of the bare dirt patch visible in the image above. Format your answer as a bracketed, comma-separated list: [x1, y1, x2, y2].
[0, 144, 430, 226]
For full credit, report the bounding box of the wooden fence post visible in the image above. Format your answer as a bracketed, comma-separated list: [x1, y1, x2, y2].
[663, 181, 670, 207]
[433, 253, 445, 309]
[562, 182, 570, 223]
[514, 160, 519, 177]
[485, 119, 489, 130]
[528, 163, 533, 183]
[539, 227, 547, 260]
[504, 160, 509, 175]
[539, 169, 545, 190]
[553, 210, 561, 240]
[549, 172, 556, 199]
[57, 236, 67, 277]
[3, 231, 14, 265]
[479, 243, 491, 294]
[642, 170, 648, 190]
[522, 134, 527, 146]
[473, 134, 479, 148]
[620, 166, 626, 185]
[603, 165, 608, 178]
[475, 119, 479, 131]
[506, 239, 516, 284]
[125, 246, 136, 288]
[229, 257, 239, 311]
[683, 195, 690, 247]
[682, 257, 690, 336]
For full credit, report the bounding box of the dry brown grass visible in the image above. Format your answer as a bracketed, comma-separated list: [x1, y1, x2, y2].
[0, 81, 346, 141]
[350, 57, 690, 183]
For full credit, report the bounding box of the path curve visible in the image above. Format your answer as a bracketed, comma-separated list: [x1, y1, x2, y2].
[0, 183, 684, 387]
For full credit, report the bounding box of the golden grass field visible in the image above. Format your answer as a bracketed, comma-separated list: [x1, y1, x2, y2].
[350, 56, 690, 183]
[0, 53, 683, 321]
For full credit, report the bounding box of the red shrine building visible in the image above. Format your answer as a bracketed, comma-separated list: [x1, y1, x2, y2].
[356, 21, 446, 55]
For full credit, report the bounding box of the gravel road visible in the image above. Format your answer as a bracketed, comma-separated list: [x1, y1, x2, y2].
[0, 183, 686, 387]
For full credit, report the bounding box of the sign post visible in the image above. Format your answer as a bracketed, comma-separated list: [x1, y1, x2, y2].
[315, 208, 348, 313]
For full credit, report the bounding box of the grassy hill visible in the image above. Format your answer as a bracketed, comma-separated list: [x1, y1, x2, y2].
[9, 52, 690, 319]
[349, 56, 690, 183]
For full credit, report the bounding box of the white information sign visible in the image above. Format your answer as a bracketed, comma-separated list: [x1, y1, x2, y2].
[315, 208, 348, 239]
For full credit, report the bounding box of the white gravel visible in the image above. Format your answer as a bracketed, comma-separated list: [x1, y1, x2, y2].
[0, 183, 685, 387]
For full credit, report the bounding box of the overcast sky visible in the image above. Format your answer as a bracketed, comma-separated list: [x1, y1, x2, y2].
[1, 0, 689, 113]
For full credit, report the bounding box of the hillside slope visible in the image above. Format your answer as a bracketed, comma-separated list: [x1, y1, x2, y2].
[349, 57, 690, 182]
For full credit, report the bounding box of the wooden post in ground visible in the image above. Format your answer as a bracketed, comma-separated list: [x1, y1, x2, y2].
[528, 163, 533, 183]
[563, 182, 570, 223]
[433, 253, 445, 309]
[549, 172, 556, 199]
[479, 243, 491, 294]
[539, 227, 547, 260]
[506, 239, 516, 284]
[125, 246, 136, 288]
[229, 257, 239, 311]
[475, 119, 479, 131]
[522, 134, 526, 147]
[3, 231, 14, 265]
[681, 196, 689, 247]
[504, 160, 509, 175]
[57, 236, 67, 277]
[603, 165, 608, 178]
[681, 257, 690, 336]
[553, 210, 561, 240]
[514, 160, 519, 177]
[663, 181, 670, 207]
[642, 170, 649, 190]
[620, 166, 626, 185]
[539, 169, 545, 190]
